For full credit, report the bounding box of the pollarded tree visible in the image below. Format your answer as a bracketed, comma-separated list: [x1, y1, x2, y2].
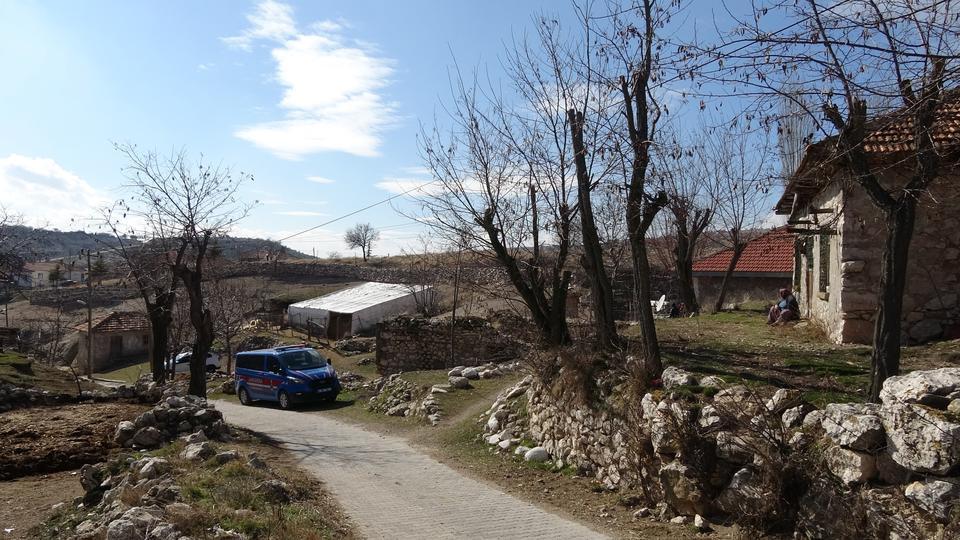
[344, 223, 379, 262]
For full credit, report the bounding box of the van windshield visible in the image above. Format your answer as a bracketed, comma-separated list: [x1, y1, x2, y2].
[281, 349, 327, 370]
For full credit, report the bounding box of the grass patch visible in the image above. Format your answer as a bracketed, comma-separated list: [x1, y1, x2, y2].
[0, 351, 94, 394]
[94, 360, 151, 384]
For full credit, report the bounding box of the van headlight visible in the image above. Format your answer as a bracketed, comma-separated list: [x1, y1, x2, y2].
[286, 376, 305, 384]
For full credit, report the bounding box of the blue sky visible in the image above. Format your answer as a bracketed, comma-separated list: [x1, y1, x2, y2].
[0, 0, 774, 257]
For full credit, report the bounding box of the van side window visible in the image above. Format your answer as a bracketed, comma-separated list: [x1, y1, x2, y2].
[266, 356, 282, 374]
[237, 355, 261, 371]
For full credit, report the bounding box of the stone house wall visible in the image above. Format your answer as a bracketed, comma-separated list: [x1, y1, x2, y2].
[693, 274, 792, 310]
[799, 171, 960, 344]
[375, 317, 524, 375]
[76, 330, 151, 372]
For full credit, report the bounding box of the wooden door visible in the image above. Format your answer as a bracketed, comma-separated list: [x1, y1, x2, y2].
[109, 335, 123, 358]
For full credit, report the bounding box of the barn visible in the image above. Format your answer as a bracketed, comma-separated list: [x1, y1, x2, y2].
[287, 282, 429, 339]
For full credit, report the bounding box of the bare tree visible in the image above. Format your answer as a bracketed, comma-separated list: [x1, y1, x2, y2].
[344, 223, 380, 262]
[117, 144, 252, 396]
[703, 125, 775, 312]
[100, 203, 185, 384]
[0, 207, 31, 287]
[654, 131, 715, 314]
[209, 277, 259, 375]
[698, 0, 960, 400]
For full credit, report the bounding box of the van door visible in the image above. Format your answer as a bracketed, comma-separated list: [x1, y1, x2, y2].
[240, 354, 269, 399]
[264, 355, 285, 400]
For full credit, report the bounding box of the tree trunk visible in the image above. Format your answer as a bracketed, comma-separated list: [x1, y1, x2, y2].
[569, 109, 619, 350]
[713, 245, 745, 312]
[674, 227, 699, 314]
[631, 236, 661, 373]
[144, 290, 175, 384]
[868, 199, 916, 402]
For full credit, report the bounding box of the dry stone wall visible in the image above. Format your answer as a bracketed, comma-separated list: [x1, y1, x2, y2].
[502, 365, 960, 537]
[375, 316, 525, 375]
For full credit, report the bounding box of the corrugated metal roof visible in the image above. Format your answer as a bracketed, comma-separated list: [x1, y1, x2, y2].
[289, 282, 425, 314]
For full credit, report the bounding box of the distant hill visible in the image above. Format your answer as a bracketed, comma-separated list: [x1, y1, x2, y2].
[9, 226, 311, 261]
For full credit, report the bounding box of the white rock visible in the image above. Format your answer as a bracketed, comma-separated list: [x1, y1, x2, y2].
[486, 414, 500, 433]
[698, 405, 722, 430]
[661, 366, 697, 389]
[715, 467, 770, 515]
[514, 445, 530, 456]
[461, 367, 480, 380]
[486, 434, 502, 445]
[715, 431, 754, 464]
[180, 442, 215, 462]
[524, 446, 550, 462]
[699, 375, 726, 389]
[781, 406, 807, 428]
[498, 439, 514, 450]
[448, 376, 472, 389]
[182, 430, 208, 444]
[949, 400, 960, 415]
[880, 402, 960, 475]
[904, 479, 960, 522]
[694, 514, 711, 531]
[670, 515, 690, 524]
[821, 403, 884, 451]
[880, 367, 960, 406]
[105, 519, 137, 540]
[447, 367, 463, 377]
[825, 445, 877, 485]
[659, 461, 708, 516]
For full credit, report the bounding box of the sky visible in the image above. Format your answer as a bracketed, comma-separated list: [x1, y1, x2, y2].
[0, 0, 781, 258]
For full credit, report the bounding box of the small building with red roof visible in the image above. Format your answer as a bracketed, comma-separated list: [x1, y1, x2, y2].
[692, 228, 796, 311]
[75, 311, 151, 372]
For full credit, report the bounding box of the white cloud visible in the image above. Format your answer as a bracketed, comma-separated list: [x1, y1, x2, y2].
[221, 0, 296, 50]
[374, 177, 440, 195]
[306, 175, 335, 184]
[197, 63, 215, 71]
[226, 1, 397, 159]
[275, 210, 327, 217]
[0, 154, 106, 229]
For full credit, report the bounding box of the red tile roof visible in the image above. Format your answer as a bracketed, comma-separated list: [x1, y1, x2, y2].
[777, 91, 960, 214]
[76, 311, 151, 334]
[692, 228, 795, 274]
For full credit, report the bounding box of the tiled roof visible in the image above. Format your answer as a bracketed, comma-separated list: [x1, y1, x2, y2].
[693, 228, 795, 274]
[77, 311, 151, 334]
[776, 91, 960, 214]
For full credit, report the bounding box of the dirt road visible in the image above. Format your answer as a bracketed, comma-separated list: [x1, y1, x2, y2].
[215, 400, 608, 540]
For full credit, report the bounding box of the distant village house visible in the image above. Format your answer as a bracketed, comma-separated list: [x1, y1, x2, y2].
[75, 311, 151, 372]
[692, 228, 796, 310]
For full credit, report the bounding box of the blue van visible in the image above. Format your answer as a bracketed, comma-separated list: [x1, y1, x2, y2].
[234, 344, 341, 409]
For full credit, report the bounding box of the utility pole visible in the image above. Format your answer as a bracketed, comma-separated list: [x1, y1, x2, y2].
[448, 240, 463, 366]
[81, 249, 93, 378]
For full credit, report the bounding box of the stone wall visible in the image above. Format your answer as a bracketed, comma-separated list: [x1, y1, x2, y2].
[693, 274, 792, 310]
[500, 366, 960, 536]
[28, 286, 140, 309]
[800, 172, 960, 344]
[375, 316, 524, 375]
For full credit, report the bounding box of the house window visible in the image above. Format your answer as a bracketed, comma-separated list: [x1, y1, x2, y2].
[818, 234, 831, 294]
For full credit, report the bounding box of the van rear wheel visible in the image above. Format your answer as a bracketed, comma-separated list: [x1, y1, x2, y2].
[278, 391, 291, 410]
[238, 387, 251, 406]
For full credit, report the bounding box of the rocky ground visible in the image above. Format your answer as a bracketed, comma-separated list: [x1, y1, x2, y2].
[0, 402, 149, 480]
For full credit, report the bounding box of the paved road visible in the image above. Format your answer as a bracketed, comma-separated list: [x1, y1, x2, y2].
[215, 400, 608, 540]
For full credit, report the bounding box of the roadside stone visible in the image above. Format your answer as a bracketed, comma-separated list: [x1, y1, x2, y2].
[447, 366, 464, 377]
[903, 479, 960, 522]
[180, 442, 215, 462]
[105, 519, 137, 540]
[694, 514, 711, 531]
[715, 466, 770, 516]
[659, 461, 708, 516]
[448, 376, 472, 389]
[670, 515, 691, 525]
[137, 458, 170, 480]
[114, 421, 137, 445]
[699, 375, 726, 388]
[214, 451, 240, 464]
[514, 445, 530, 456]
[131, 427, 163, 448]
[182, 430, 207, 444]
[524, 446, 549, 462]
[386, 403, 410, 417]
[461, 367, 480, 380]
[782, 405, 808, 428]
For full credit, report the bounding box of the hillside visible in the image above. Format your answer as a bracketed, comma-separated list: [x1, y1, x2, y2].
[8, 226, 311, 261]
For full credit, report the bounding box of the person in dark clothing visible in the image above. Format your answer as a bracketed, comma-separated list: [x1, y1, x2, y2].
[767, 288, 800, 325]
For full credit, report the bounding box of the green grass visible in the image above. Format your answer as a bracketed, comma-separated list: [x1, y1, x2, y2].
[94, 360, 151, 384]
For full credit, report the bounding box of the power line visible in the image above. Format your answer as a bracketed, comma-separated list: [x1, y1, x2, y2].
[277, 180, 438, 243]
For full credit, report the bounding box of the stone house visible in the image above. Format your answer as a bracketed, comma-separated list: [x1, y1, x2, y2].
[75, 311, 151, 372]
[775, 98, 960, 344]
[692, 228, 796, 309]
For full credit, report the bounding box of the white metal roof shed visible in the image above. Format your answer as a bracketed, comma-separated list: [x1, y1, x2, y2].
[287, 282, 428, 339]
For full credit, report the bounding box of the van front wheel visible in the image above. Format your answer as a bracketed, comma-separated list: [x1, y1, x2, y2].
[278, 391, 291, 410]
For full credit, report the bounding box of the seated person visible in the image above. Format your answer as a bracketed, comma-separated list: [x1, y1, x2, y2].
[767, 288, 799, 325]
